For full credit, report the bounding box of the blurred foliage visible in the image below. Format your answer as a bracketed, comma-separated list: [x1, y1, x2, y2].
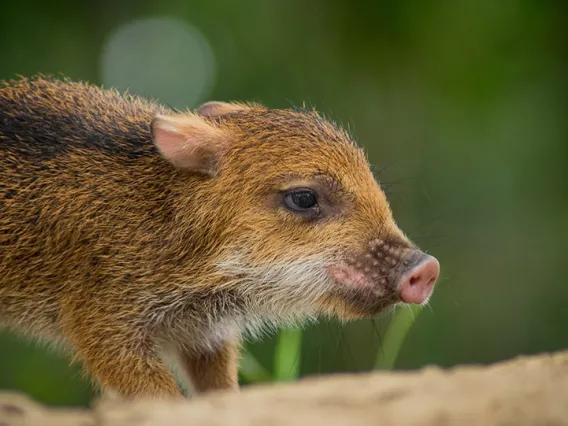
[1, 0, 567, 407]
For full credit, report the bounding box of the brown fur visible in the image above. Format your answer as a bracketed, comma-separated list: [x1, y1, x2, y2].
[0, 75, 432, 398]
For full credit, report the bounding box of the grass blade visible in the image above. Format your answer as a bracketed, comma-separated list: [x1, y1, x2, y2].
[374, 304, 423, 370]
[273, 328, 303, 381]
[239, 349, 273, 383]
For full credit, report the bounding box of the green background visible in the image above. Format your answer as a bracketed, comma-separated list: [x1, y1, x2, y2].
[1, 0, 567, 406]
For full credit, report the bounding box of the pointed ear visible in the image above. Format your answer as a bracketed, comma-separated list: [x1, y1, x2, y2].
[151, 113, 229, 176]
[197, 101, 258, 118]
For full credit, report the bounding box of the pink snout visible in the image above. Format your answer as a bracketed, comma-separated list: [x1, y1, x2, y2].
[398, 254, 440, 304]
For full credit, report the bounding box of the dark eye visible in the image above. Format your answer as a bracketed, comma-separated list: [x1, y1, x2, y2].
[283, 189, 319, 212]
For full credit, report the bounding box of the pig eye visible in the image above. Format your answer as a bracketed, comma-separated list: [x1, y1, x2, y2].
[283, 188, 319, 213]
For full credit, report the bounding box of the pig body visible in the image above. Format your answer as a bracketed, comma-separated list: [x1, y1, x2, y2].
[0, 76, 439, 398]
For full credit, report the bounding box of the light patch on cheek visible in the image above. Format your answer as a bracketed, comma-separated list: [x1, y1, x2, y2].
[214, 254, 337, 334]
[327, 263, 372, 289]
[215, 255, 336, 307]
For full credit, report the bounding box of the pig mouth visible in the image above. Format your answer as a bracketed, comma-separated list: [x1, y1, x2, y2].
[325, 262, 400, 316]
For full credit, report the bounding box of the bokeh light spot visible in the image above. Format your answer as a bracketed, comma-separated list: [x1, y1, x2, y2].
[100, 17, 216, 109]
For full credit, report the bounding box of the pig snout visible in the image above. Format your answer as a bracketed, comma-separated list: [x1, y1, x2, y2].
[397, 253, 440, 304]
[327, 241, 440, 308]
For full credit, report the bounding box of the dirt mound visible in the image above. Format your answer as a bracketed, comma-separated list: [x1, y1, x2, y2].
[1, 350, 567, 426]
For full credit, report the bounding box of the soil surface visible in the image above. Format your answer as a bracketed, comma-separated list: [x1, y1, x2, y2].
[0, 350, 567, 426]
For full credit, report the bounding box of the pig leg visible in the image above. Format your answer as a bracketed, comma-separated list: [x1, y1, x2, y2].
[180, 339, 240, 393]
[60, 306, 182, 399]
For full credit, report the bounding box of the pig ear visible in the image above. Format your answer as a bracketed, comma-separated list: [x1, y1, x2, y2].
[197, 101, 256, 118]
[150, 113, 229, 176]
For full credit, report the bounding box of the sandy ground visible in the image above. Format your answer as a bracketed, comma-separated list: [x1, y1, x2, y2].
[0, 350, 567, 426]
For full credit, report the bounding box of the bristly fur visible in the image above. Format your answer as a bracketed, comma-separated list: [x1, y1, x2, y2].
[0, 75, 425, 399]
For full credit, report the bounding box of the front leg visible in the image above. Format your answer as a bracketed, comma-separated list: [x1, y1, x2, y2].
[180, 339, 240, 393]
[60, 303, 182, 399]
